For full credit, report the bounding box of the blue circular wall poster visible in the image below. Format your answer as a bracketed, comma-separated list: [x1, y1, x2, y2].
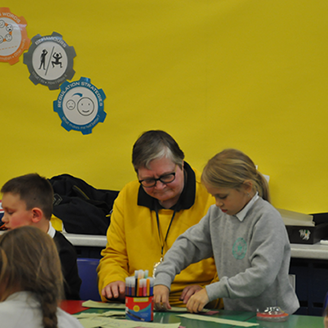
[53, 77, 106, 135]
[23, 31, 76, 90]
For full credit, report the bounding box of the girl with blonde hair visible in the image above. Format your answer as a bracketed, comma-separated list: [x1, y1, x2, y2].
[0, 226, 83, 328]
[154, 149, 299, 314]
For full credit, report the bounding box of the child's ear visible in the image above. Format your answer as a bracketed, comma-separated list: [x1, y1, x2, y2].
[31, 208, 43, 223]
[243, 180, 254, 193]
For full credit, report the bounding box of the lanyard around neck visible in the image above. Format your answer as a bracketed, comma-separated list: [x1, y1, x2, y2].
[155, 204, 177, 259]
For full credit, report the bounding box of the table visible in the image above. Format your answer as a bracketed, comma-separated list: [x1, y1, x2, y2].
[62, 232, 328, 259]
[60, 300, 325, 328]
[63, 233, 328, 315]
[3, 232, 328, 259]
[3, 229, 328, 315]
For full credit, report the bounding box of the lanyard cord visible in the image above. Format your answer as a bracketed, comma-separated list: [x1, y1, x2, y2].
[154, 168, 186, 259]
[155, 204, 178, 259]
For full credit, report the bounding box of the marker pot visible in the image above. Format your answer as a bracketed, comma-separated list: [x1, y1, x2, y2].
[125, 296, 153, 322]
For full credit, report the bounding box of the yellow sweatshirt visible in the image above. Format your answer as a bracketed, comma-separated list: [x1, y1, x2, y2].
[97, 163, 217, 306]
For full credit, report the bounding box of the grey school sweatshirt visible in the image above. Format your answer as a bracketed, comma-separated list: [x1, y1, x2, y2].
[154, 197, 299, 314]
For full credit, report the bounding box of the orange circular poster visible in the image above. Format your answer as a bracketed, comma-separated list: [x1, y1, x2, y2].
[0, 7, 30, 65]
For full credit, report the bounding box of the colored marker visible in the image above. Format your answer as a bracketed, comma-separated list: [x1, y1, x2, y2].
[135, 270, 138, 296]
[149, 277, 154, 296]
[146, 278, 150, 296]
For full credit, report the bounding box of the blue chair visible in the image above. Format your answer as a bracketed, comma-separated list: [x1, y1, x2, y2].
[77, 258, 101, 301]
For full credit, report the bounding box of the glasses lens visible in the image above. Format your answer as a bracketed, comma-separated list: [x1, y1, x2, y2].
[140, 172, 176, 187]
[141, 179, 156, 187]
[160, 173, 175, 183]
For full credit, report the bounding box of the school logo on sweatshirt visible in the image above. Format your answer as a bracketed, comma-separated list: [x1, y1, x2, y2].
[232, 237, 247, 259]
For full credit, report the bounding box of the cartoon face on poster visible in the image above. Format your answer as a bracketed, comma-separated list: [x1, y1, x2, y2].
[53, 77, 107, 135]
[23, 32, 76, 90]
[0, 7, 30, 65]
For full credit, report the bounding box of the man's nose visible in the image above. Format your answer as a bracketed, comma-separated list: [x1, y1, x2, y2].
[154, 180, 166, 190]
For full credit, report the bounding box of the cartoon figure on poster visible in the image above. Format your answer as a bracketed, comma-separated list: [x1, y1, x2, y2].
[53, 77, 107, 135]
[0, 7, 30, 65]
[23, 32, 76, 90]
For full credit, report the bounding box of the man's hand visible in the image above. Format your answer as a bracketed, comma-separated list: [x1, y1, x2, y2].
[153, 285, 171, 311]
[101, 281, 125, 302]
[186, 288, 209, 313]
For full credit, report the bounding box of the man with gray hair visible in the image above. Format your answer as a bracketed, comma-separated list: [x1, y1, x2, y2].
[97, 130, 221, 308]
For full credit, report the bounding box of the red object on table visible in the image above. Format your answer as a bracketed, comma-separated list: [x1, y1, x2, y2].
[60, 300, 90, 314]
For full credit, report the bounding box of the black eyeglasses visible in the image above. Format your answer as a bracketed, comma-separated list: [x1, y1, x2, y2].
[139, 166, 177, 188]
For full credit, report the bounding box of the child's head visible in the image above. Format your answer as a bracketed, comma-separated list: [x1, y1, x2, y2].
[1, 173, 53, 230]
[0, 226, 63, 327]
[202, 149, 270, 215]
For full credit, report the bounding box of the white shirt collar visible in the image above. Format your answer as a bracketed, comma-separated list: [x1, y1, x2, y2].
[47, 221, 56, 238]
[235, 192, 259, 222]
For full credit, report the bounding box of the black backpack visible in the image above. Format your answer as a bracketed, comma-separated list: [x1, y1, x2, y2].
[49, 174, 119, 235]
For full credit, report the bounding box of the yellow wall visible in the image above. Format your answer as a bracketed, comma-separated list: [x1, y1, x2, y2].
[1, 0, 328, 214]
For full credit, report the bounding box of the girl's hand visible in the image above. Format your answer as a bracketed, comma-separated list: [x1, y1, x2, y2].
[154, 285, 171, 311]
[180, 284, 203, 304]
[186, 288, 209, 313]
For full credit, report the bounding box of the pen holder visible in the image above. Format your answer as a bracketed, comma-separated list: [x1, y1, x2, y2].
[125, 296, 153, 322]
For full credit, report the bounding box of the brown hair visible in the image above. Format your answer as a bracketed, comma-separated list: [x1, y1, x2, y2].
[1, 173, 53, 220]
[202, 149, 270, 202]
[132, 130, 185, 171]
[0, 226, 64, 328]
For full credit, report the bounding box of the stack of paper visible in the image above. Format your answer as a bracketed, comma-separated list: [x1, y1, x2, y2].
[277, 208, 314, 227]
